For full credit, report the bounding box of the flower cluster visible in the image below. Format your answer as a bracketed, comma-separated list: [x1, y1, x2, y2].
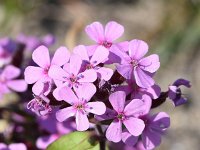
[22, 21, 191, 149]
[0, 38, 27, 99]
[0, 35, 54, 150]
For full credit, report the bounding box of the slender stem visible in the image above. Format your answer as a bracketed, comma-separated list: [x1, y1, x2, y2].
[151, 92, 168, 108]
[96, 124, 106, 150]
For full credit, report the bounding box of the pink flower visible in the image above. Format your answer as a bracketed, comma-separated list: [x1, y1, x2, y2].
[73, 45, 113, 81]
[0, 143, 27, 150]
[48, 54, 97, 100]
[56, 83, 106, 131]
[24, 45, 70, 95]
[99, 91, 148, 143]
[122, 112, 170, 150]
[0, 65, 27, 98]
[85, 21, 128, 63]
[85, 21, 124, 49]
[117, 40, 160, 88]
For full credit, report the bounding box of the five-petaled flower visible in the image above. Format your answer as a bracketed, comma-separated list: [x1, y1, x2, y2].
[117, 39, 160, 88]
[85, 21, 128, 64]
[98, 91, 150, 142]
[56, 83, 106, 131]
[49, 54, 97, 100]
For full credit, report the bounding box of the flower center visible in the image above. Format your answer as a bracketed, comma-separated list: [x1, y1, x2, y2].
[43, 66, 50, 75]
[117, 112, 126, 121]
[86, 64, 93, 69]
[76, 105, 84, 109]
[69, 74, 77, 83]
[101, 41, 112, 48]
[130, 60, 138, 67]
[74, 102, 86, 111]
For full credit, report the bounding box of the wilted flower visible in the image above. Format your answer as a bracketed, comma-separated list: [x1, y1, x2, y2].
[27, 94, 52, 116]
[168, 78, 191, 106]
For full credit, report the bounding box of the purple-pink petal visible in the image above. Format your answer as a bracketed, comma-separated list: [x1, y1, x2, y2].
[6, 80, 27, 92]
[59, 87, 79, 104]
[76, 111, 89, 131]
[116, 64, 133, 80]
[105, 21, 124, 42]
[73, 45, 89, 61]
[74, 83, 96, 101]
[90, 46, 109, 66]
[32, 80, 46, 95]
[85, 102, 106, 115]
[69, 54, 82, 75]
[134, 67, 155, 88]
[1, 65, 20, 80]
[115, 41, 129, 52]
[56, 106, 76, 122]
[128, 40, 148, 60]
[109, 91, 126, 112]
[53, 86, 64, 101]
[139, 54, 160, 73]
[85, 22, 104, 43]
[124, 98, 146, 117]
[32, 45, 50, 68]
[106, 120, 122, 142]
[122, 130, 138, 146]
[96, 67, 113, 81]
[77, 69, 97, 83]
[151, 112, 170, 130]
[123, 117, 145, 136]
[48, 65, 69, 82]
[142, 130, 161, 150]
[51, 46, 70, 66]
[24, 66, 44, 84]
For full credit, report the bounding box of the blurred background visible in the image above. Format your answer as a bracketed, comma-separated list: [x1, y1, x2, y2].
[0, 0, 199, 149]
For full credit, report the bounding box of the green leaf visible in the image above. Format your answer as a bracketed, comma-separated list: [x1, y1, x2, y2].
[47, 131, 99, 150]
